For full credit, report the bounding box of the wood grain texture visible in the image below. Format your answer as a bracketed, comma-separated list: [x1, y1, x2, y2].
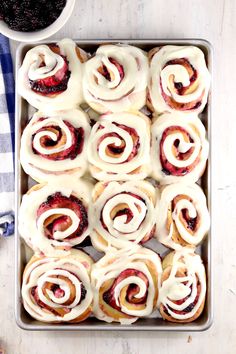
[1, 0, 236, 353]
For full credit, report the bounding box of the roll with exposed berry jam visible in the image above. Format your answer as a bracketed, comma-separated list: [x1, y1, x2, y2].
[20, 109, 90, 183]
[18, 38, 88, 110]
[156, 183, 210, 250]
[87, 112, 151, 181]
[19, 179, 91, 255]
[148, 46, 210, 114]
[91, 246, 162, 324]
[150, 112, 209, 184]
[90, 180, 158, 251]
[21, 249, 93, 323]
[158, 249, 206, 323]
[83, 44, 149, 113]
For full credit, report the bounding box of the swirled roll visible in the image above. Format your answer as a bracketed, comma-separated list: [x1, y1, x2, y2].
[91, 246, 162, 324]
[20, 109, 90, 183]
[19, 179, 91, 255]
[148, 46, 210, 114]
[90, 180, 157, 251]
[87, 112, 151, 181]
[158, 249, 206, 323]
[18, 38, 88, 110]
[22, 250, 93, 323]
[83, 44, 148, 113]
[151, 113, 209, 184]
[156, 183, 210, 250]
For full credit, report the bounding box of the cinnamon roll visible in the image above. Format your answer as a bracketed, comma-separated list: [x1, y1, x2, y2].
[19, 179, 91, 255]
[18, 38, 88, 110]
[151, 113, 209, 184]
[91, 180, 157, 251]
[158, 249, 206, 323]
[22, 249, 93, 323]
[87, 112, 151, 181]
[83, 44, 148, 113]
[148, 46, 210, 114]
[20, 109, 90, 183]
[91, 246, 162, 324]
[156, 183, 210, 249]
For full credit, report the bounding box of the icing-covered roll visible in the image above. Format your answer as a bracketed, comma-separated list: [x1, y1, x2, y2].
[148, 46, 210, 114]
[91, 180, 157, 251]
[19, 179, 91, 255]
[91, 246, 162, 324]
[20, 109, 90, 183]
[22, 250, 93, 323]
[18, 38, 88, 110]
[151, 113, 209, 184]
[158, 249, 206, 323]
[87, 112, 151, 181]
[156, 183, 210, 250]
[83, 44, 148, 113]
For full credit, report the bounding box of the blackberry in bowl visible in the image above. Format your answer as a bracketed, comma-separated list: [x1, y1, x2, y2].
[0, 0, 75, 42]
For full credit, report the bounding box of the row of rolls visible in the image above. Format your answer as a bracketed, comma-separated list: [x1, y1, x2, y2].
[20, 178, 209, 324]
[22, 245, 206, 324]
[20, 109, 209, 184]
[19, 179, 210, 254]
[18, 39, 210, 326]
[18, 39, 210, 115]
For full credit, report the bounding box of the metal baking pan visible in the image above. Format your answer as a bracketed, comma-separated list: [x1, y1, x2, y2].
[15, 39, 212, 331]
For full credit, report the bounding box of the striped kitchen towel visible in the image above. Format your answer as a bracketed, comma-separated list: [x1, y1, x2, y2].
[0, 34, 15, 236]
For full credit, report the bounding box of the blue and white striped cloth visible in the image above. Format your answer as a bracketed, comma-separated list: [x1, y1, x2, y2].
[0, 34, 15, 236]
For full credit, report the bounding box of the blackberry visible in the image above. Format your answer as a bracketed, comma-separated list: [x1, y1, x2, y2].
[0, 0, 67, 32]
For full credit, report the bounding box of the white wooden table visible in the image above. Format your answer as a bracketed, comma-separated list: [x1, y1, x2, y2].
[1, 0, 236, 353]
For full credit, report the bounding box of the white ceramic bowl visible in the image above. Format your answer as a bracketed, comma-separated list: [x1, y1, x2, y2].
[0, 0, 75, 42]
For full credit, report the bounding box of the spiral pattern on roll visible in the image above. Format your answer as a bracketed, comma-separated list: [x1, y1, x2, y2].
[151, 112, 209, 184]
[20, 109, 90, 182]
[158, 249, 206, 322]
[156, 183, 210, 249]
[87, 112, 151, 181]
[19, 179, 91, 255]
[90, 180, 157, 251]
[22, 250, 93, 323]
[148, 46, 210, 114]
[83, 44, 148, 113]
[91, 246, 162, 324]
[18, 39, 87, 110]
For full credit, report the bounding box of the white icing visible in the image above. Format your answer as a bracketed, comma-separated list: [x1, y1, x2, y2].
[91, 246, 162, 324]
[151, 112, 209, 184]
[149, 46, 210, 114]
[22, 250, 93, 323]
[156, 183, 210, 249]
[20, 109, 90, 182]
[87, 112, 151, 181]
[19, 178, 91, 255]
[18, 38, 87, 110]
[83, 44, 148, 113]
[158, 249, 206, 321]
[90, 181, 157, 251]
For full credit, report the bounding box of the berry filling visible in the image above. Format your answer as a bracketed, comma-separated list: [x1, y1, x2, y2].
[97, 123, 140, 162]
[97, 57, 124, 84]
[31, 272, 86, 315]
[164, 281, 201, 316]
[172, 195, 199, 232]
[100, 192, 147, 235]
[32, 119, 84, 161]
[103, 269, 149, 311]
[160, 126, 199, 176]
[37, 192, 88, 241]
[29, 56, 71, 95]
[160, 58, 204, 111]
